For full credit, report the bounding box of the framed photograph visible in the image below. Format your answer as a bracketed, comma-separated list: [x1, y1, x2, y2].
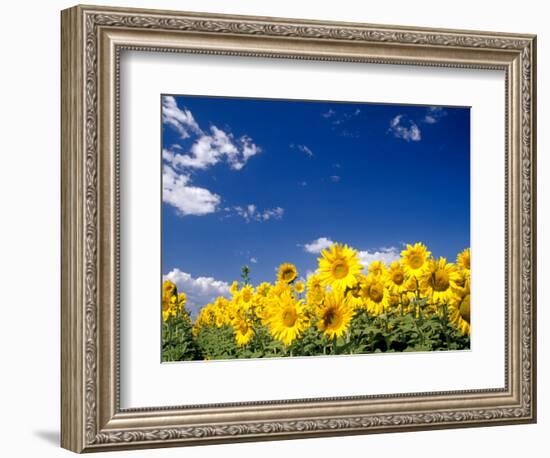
[61, 4, 537, 453]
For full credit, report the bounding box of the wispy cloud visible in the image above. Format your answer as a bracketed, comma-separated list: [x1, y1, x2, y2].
[388, 115, 422, 142]
[321, 107, 362, 137]
[303, 237, 334, 254]
[250, 257, 258, 264]
[423, 106, 447, 124]
[162, 165, 220, 216]
[290, 143, 314, 157]
[330, 175, 341, 183]
[162, 95, 202, 138]
[232, 204, 284, 222]
[164, 268, 230, 316]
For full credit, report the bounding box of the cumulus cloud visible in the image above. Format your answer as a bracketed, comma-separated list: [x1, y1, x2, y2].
[161, 96, 266, 217]
[388, 115, 422, 142]
[303, 238, 401, 270]
[164, 268, 230, 316]
[233, 204, 284, 222]
[290, 143, 314, 157]
[250, 257, 258, 264]
[303, 237, 334, 254]
[357, 247, 401, 269]
[164, 126, 260, 171]
[162, 165, 220, 216]
[162, 95, 202, 138]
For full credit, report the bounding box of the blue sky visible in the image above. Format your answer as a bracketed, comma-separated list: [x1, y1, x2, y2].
[161, 95, 470, 312]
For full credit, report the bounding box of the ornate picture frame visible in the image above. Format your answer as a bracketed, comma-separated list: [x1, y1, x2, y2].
[61, 4, 536, 453]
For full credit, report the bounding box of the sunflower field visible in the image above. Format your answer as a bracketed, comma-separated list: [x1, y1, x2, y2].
[162, 243, 471, 362]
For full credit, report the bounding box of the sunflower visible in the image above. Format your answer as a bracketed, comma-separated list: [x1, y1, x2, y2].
[294, 281, 305, 294]
[229, 281, 239, 295]
[316, 288, 355, 339]
[256, 282, 272, 297]
[387, 261, 407, 292]
[277, 263, 298, 284]
[162, 280, 178, 317]
[162, 300, 171, 322]
[456, 248, 471, 272]
[420, 257, 460, 304]
[400, 243, 431, 277]
[346, 274, 367, 309]
[265, 291, 309, 346]
[368, 260, 387, 278]
[449, 291, 470, 336]
[318, 243, 362, 290]
[360, 275, 390, 315]
[306, 274, 325, 310]
[177, 292, 187, 307]
[232, 313, 255, 346]
[240, 285, 254, 304]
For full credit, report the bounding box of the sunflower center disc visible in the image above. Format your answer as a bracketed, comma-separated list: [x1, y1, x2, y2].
[282, 309, 297, 327]
[332, 261, 349, 279]
[409, 255, 423, 269]
[433, 271, 450, 291]
[370, 285, 384, 302]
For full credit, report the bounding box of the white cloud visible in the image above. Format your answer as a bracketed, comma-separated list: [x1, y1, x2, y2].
[250, 257, 258, 264]
[303, 237, 334, 254]
[423, 106, 447, 124]
[388, 115, 422, 142]
[165, 126, 260, 171]
[303, 238, 401, 270]
[322, 109, 336, 118]
[330, 175, 341, 183]
[162, 95, 202, 138]
[162, 165, 220, 216]
[164, 268, 230, 315]
[161, 96, 263, 217]
[290, 143, 314, 157]
[233, 204, 284, 222]
[357, 247, 400, 269]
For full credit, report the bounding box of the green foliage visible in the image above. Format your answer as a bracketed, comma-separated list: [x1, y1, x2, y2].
[162, 303, 469, 362]
[162, 312, 203, 362]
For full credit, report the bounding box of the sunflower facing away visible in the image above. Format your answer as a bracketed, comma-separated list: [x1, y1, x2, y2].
[306, 274, 325, 309]
[401, 242, 431, 277]
[266, 291, 309, 346]
[318, 243, 362, 290]
[277, 263, 298, 284]
[316, 288, 355, 339]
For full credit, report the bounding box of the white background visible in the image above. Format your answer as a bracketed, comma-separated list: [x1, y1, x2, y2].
[0, 0, 547, 457]
[121, 53, 505, 407]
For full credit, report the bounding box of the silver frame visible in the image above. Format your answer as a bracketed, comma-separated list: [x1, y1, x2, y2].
[61, 4, 537, 453]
